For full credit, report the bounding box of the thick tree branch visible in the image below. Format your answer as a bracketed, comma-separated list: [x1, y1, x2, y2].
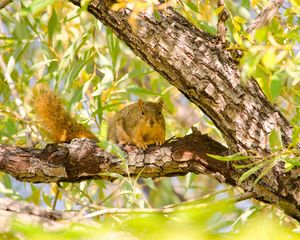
[0, 134, 228, 183]
[1, 134, 300, 221]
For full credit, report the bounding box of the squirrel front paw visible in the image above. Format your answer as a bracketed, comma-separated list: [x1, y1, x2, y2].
[155, 139, 165, 146]
[135, 142, 148, 150]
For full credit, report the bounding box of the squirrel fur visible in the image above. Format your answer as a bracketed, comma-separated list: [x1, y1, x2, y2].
[108, 99, 165, 150]
[32, 85, 97, 143]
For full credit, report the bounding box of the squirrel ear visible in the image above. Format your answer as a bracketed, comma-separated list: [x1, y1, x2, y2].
[138, 99, 144, 109]
[158, 98, 163, 108]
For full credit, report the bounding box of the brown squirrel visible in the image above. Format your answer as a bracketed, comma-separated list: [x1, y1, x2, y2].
[32, 85, 98, 143]
[108, 99, 166, 150]
[33, 85, 165, 149]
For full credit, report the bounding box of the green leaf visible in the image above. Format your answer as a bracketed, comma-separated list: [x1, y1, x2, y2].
[234, 16, 247, 24]
[239, 162, 265, 183]
[197, 21, 217, 35]
[270, 73, 283, 102]
[254, 158, 279, 185]
[284, 156, 300, 171]
[186, 1, 199, 13]
[215, 6, 225, 15]
[48, 8, 59, 44]
[6, 56, 15, 75]
[255, 27, 268, 43]
[262, 48, 276, 70]
[288, 126, 300, 148]
[153, 8, 161, 21]
[42, 192, 52, 207]
[143, 178, 157, 190]
[21, 0, 58, 15]
[127, 87, 161, 96]
[233, 30, 243, 45]
[269, 128, 283, 152]
[242, 0, 250, 8]
[232, 20, 241, 32]
[207, 153, 250, 161]
[66, 54, 94, 89]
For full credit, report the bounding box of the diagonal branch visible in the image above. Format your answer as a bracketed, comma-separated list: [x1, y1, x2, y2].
[216, 0, 229, 44]
[246, 0, 284, 33]
[0, 0, 12, 10]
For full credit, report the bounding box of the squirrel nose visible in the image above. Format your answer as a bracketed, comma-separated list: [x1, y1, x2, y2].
[150, 119, 155, 126]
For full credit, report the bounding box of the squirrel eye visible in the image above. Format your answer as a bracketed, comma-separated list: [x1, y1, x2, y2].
[159, 111, 161, 115]
[142, 111, 144, 115]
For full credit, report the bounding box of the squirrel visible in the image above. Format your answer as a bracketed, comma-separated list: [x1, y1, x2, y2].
[32, 85, 98, 143]
[108, 99, 165, 150]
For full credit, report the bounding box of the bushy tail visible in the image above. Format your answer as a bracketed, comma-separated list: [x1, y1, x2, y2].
[32, 85, 97, 143]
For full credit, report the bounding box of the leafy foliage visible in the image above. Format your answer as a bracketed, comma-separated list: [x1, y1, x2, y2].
[0, 0, 300, 238]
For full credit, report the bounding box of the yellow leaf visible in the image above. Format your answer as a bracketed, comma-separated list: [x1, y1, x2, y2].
[233, 31, 243, 45]
[234, 16, 247, 24]
[262, 48, 276, 69]
[251, 0, 259, 8]
[215, 6, 224, 15]
[111, 2, 127, 11]
[232, 19, 241, 31]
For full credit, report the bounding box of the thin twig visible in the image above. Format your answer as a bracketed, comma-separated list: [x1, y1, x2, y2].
[217, 0, 229, 44]
[246, 0, 284, 34]
[83, 192, 255, 218]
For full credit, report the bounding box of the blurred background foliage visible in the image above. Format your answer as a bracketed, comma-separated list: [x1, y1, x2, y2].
[0, 0, 300, 239]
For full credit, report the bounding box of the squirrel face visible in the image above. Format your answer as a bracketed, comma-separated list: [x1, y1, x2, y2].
[138, 99, 164, 128]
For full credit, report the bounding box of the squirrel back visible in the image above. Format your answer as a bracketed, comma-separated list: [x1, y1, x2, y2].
[32, 85, 97, 143]
[108, 99, 165, 149]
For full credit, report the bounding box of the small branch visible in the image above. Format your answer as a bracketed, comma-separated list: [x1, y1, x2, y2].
[0, 192, 254, 227]
[0, 0, 12, 10]
[217, 0, 229, 44]
[246, 0, 284, 33]
[83, 192, 255, 218]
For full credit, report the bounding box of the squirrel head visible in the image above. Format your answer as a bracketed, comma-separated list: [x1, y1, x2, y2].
[138, 98, 164, 128]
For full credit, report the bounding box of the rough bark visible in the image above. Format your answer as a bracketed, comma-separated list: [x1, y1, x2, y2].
[0, 134, 229, 183]
[64, 0, 299, 220]
[1, 134, 300, 221]
[68, 0, 292, 153]
[0, 0, 299, 222]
